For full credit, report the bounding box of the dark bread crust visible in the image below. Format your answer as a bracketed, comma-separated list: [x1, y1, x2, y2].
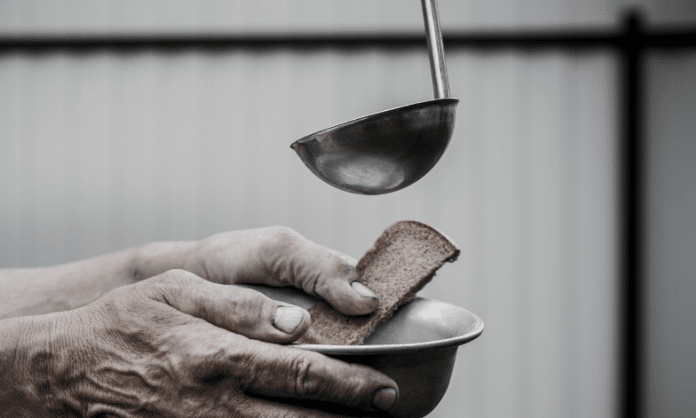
[297, 220, 460, 345]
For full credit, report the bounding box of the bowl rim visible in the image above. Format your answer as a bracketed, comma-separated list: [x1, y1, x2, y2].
[292, 306, 484, 356]
[237, 284, 484, 356]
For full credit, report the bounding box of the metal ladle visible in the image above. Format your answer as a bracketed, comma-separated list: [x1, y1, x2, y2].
[290, 0, 458, 195]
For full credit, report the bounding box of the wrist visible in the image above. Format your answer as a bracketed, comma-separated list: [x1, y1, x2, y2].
[132, 240, 198, 281]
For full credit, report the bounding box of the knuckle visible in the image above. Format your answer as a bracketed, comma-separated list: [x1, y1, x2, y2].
[262, 226, 304, 255]
[230, 289, 267, 331]
[289, 354, 327, 398]
[140, 269, 201, 303]
[148, 269, 181, 287]
[258, 227, 306, 283]
[286, 356, 377, 407]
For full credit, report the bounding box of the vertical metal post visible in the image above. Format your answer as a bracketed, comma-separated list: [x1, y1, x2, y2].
[619, 9, 644, 418]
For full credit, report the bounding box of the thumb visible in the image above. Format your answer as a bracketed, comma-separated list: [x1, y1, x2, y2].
[142, 269, 311, 343]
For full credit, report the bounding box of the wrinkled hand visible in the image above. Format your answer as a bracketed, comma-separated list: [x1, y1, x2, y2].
[22, 269, 396, 417]
[183, 226, 379, 316]
[2, 227, 398, 417]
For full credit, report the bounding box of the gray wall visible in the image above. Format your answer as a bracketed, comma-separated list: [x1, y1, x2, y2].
[645, 52, 696, 418]
[1, 1, 695, 417]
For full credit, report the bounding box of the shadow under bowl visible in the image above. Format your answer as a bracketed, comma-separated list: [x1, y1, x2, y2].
[243, 284, 484, 418]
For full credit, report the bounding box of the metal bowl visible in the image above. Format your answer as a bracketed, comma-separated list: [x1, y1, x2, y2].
[243, 284, 484, 418]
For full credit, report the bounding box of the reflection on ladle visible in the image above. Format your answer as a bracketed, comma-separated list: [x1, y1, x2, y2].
[291, 0, 458, 195]
[316, 154, 407, 194]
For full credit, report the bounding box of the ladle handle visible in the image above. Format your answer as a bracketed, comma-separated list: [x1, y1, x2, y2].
[421, 0, 450, 99]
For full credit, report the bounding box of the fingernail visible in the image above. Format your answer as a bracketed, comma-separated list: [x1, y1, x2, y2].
[273, 306, 305, 334]
[372, 387, 397, 411]
[351, 281, 377, 300]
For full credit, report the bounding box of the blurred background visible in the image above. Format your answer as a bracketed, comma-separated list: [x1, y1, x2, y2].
[1, 1, 694, 417]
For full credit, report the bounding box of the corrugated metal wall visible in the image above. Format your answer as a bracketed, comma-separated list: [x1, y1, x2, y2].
[0, 46, 619, 418]
[0, 0, 628, 32]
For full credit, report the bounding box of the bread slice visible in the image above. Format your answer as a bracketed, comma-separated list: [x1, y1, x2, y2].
[297, 220, 460, 345]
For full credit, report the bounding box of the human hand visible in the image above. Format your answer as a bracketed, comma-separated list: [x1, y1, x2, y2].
[5, 269, 397, 417]
[181, 227, 380, 316]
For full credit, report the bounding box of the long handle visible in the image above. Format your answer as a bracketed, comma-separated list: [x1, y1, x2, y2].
[421, 0, 450, 99]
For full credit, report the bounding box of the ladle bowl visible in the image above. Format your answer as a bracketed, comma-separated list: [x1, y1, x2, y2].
[291, 98, 458, 195]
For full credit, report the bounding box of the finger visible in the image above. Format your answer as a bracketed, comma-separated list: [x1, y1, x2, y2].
[163, 323, 388, 418]
[238, 343, 398, 413]
[296, 247, 379, 316]
[143, 269, 311, 343]
[255, 229, 379, 316]
[239, 395, 387, 418]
